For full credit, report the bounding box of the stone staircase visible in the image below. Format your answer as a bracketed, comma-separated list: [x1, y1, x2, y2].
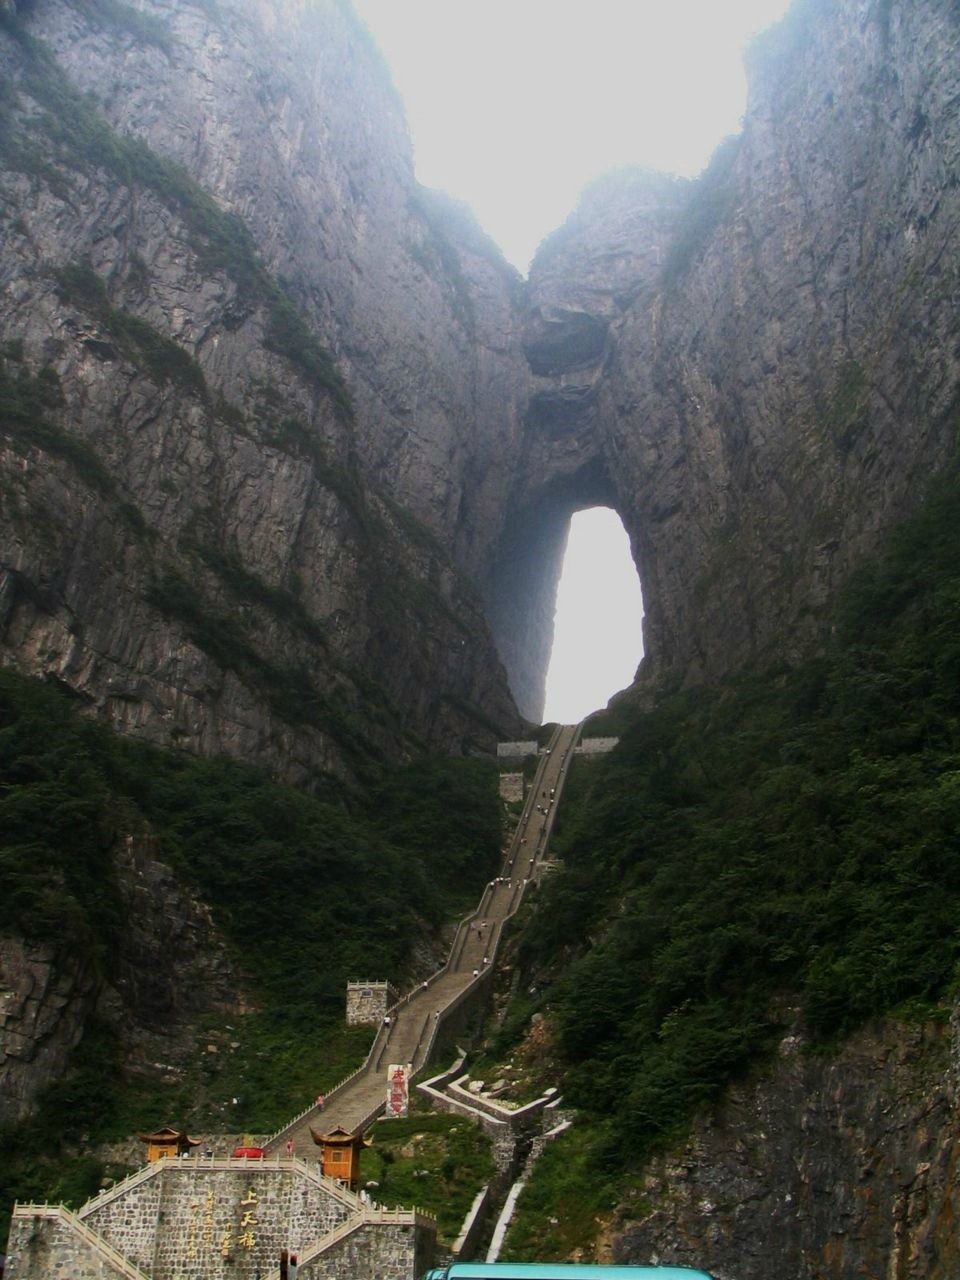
[6, 726, 581, 1280]
[75, 1161, 163, 1218]
[10, 1161, 432, 1280]
[11, 1204, 153, 1280]
[265, 722, 582, 1159]
[265, 1204, 423, 1280]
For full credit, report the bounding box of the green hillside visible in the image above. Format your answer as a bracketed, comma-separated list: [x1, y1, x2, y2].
[501, 440, 960, 1257]
[0, 676, 501, 1216]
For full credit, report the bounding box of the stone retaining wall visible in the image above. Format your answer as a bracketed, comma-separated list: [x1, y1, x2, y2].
[497, 773, 523, 802]
[576, 737, 619, 754]
[305, 1219, 434, 1280]
[425, 973, 492, 1065]
[346, 982, 399, 1026]
[5, 1213, 128, 1280]
[5, 1165, 432, 1280]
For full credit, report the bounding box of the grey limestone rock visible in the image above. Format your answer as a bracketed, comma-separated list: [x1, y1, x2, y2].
[608, 1010, 960, 1280]
[0, 832, 243, 1126]
[3, 0, 957, 741]
[0, 0, 525, 769]
[516, 0, 960, 704]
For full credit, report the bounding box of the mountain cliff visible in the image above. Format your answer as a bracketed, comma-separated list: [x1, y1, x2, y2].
[2, 0, 960, 1274]
[1, 0, 958, 737]
[512, 0, 960, 707]
[0, 0, 525, 777]
[498, 435, 960, 1274]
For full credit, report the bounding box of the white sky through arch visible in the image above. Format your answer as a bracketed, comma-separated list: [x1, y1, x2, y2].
[352, 0, 793, 272]
[543, 508, 644, 724]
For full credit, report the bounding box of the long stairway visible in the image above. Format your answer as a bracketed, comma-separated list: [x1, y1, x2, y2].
[266, 723, 581, 1158]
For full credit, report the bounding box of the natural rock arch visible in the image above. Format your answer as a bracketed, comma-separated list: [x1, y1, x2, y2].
[484, 455, 630, 723]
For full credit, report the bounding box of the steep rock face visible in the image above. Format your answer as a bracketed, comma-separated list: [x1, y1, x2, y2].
[0, 936, 99, 1126]
[0, 831, 243, 1126]
[0, 0, 524, 777]
[488, 170, 687, 715]
[607, 1009, 960, 1280]
[3, 0, 958, 738]
[512, 0, 960, 708]
[31, 0, 530, 557]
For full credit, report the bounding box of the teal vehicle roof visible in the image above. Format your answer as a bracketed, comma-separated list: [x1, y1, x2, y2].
[438, 1266, 714, 1280]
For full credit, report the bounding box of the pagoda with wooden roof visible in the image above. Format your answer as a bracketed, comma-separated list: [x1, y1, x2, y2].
[310, 1125, 370, 1190]
[137, 1126, 201, 1161]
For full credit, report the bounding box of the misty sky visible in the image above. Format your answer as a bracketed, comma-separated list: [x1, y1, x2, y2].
[353, 0, 792, 271]
[352, 0, 793, 723]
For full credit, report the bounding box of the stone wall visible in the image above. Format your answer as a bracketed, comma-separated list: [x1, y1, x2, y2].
[82, 1164, 350, 1280]
[417, 1071, 515, 1175]
[452, 1187, 490, 1261]
[498, 773, 523, 803]
[346, 983, 398, 1027]
[306, 1219, 435, 1280]
[5, 1212, 128, 1280]
[496, 742, 538, 760]
[576, 737, 619, 754]
[5, 1165, 433, 1280]
[426, 973, 493, 1065]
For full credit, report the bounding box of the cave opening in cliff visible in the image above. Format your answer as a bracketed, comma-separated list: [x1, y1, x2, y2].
[484, 462, 645, 726]
[542, 507, 644, 724]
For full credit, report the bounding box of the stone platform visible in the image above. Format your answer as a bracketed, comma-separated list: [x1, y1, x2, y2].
[6, 1157, 433, 1280]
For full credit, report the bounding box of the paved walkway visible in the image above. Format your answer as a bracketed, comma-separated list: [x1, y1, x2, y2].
[265, 724, 581, 1158]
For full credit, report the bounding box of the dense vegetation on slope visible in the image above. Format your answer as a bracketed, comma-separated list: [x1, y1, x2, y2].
[502, 442, 960, 1258]
[362, 1108, 496, 1244]
[0, 673, 502, 1215]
